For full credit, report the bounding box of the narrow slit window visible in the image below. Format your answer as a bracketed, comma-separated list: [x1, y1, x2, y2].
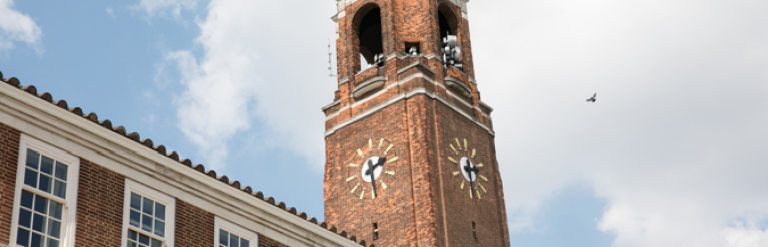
[372, 222, 379, 240]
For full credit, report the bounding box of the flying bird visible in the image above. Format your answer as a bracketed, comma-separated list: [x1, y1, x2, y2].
[586, 93, 596, 103]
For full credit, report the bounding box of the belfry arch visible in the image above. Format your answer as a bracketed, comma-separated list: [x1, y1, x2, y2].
[352, 4, 384, 71]
[437, 3, 459, 46]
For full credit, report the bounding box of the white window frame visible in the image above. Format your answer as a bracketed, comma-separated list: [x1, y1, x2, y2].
[9, 134, 80, 247]
[214, 217, 258, 247]
[121, 179, 176, 247]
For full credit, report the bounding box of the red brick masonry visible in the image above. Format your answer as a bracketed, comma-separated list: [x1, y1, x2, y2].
[0, 123, 20, 244]
[175, 200, 215, 247]
[75, 159, 126, 246]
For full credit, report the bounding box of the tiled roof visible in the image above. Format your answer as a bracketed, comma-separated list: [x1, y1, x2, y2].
[0, 71, 372, 247]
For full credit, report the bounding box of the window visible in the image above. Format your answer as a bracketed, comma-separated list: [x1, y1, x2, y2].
[122, 180, 175, 247]
[437, 4, 459, 42]
[353, 4, 384, 72]
[404, 42, 420, 56]
[214, 217, 258, 247]
[438, 4, 463, 70]
[372, 222, 379, 240]
[10, 135, 80, 247]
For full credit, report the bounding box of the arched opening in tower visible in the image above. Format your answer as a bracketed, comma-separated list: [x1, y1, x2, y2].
[438, 5, 459, 44]
[355, 6, 383, 71]
[438, 5, 462, 70]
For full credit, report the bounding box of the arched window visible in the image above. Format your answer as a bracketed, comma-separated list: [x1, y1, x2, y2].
[438, 4, 462, 70]
[354, 5, 384, 72]
[438, 4, 459, 45]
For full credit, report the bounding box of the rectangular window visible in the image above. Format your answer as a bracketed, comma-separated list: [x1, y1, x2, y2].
[214, 217, 257, 247]
[10, 135, 80, 247]
[122, 180, 175, 247]
[218, 229, 249, 247]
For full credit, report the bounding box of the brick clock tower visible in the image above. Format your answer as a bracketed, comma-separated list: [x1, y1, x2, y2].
[323, 0, 510, 246]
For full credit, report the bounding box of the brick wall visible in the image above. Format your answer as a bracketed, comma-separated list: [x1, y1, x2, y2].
[325, 99, 423, 247]
[0, 123, 20, 245]
[75, 159, 125, 246]
[258, 234, 289, 247]
[175, 199, 214, 247]
[325, 92, 510, 247]
[433, 99, 509, 247]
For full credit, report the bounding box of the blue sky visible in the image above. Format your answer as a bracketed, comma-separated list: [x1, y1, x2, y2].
[2, 0, 768, 246]
[0, 0, 333, 226]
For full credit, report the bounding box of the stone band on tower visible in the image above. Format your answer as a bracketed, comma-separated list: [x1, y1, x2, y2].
[323, 0, 510, 246]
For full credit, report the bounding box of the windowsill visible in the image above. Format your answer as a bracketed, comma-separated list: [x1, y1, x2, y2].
[352, 76, 387, 99]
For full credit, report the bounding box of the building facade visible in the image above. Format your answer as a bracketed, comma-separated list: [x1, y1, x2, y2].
[0, 71, 366, 246]
[323, 0, 510, 246]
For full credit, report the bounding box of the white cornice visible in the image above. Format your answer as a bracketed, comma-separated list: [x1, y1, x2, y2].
[352, 76, 387, 98]
[338, 76, 350, 85]
[325, 72, 492, 122]
[479, 101, 493, 112]
[336, 0, 468, 13]
[321, 100, 340, 111]
[324, 87, 494, 137]
[336, 0, 359, 12]
[397, 61, 435, 75]
[324, 73, 494, 137]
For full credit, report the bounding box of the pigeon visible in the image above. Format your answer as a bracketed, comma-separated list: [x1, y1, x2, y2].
[586, 93, 596, 103]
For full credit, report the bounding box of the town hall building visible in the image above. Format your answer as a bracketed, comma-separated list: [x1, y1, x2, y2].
[0, 0, 509, 246]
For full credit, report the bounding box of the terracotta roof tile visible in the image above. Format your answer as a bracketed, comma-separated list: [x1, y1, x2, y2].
[0, 71, 368, 246]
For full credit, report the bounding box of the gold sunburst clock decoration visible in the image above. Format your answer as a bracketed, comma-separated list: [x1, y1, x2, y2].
[344, 138, 399, 200]
[448, 138, 487, 199]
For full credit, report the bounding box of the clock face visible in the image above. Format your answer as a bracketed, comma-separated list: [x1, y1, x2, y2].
[344, 138, 399, 200]
[447, 138, 488, 200]
[360, 156, 384, 182]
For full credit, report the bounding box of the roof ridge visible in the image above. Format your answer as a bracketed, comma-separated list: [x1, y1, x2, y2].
[0, 71, 370, 247]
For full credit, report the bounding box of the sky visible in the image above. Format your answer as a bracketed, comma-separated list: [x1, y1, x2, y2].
[1, 0, 767, 246]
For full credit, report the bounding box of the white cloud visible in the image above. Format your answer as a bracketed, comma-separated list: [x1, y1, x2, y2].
[470, 0, 768, 246]
[723, 222, 768, 247]
[0, 0, 42, 53]
[106, 7, 116, 19]
[168, 0, 336, 169]
[163, 0, 768, 245]
[132, 0, 197, 21]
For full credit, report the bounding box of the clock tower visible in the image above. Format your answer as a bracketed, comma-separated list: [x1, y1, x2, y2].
[322, 0, 510, 246]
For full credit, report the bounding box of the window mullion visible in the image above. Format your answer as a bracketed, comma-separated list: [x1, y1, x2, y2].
[22, 185, 67, 204]
[128, 225, 167, 245]
[128, 225, 161, 238]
